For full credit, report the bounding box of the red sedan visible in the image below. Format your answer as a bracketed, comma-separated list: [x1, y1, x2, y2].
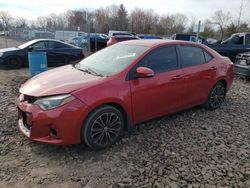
[107, 35, 139, 46]
[18, 40, 233, 150]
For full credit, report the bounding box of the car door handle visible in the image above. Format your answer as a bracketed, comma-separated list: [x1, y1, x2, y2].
[209, 66, 217, 71]
[171, 75, 184, 80]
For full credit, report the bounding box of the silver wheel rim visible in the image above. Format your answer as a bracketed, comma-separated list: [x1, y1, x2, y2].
[90, 112, 122, 146]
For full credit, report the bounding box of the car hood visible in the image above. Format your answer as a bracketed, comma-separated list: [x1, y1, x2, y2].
[0, 47, 19, 53]
[20, 65, 104, 97]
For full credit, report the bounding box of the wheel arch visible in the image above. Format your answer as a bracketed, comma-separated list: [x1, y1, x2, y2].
[82, 101, 132, 134]
[104, 102, 131, 131]
[80, 102, 131, 148]
[216, 78, 228, 91]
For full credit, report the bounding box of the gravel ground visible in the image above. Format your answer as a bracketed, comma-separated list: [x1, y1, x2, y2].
[0, 67, 249, 188]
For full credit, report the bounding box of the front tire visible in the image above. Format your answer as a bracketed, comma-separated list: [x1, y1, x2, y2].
[7, 56, 23, 69]
[82, 105, 124, 150]
[205, 82, 226, 110]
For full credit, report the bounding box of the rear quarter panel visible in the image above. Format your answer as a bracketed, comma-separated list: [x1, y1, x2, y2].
[203, 45, 234, 91]
[217, 57, 234, 91]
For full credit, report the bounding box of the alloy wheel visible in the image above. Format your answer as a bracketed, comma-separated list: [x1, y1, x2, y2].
[209, 83, 225, 109]
[90, 112, 122, 146]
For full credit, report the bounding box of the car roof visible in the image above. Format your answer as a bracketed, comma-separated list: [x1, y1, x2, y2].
[112, 35, 138, 38]
[30, 39, 81, 48]
[31, 38, 62, 43]
[120, 39, 199, 47]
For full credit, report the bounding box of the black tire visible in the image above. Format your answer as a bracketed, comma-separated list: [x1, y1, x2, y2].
[205, 81, 226, 110]
[82, 105, 124, 150]
[7, 56, 23, 69]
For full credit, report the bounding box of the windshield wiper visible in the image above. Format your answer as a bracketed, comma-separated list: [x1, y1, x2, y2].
[87, 67, 103, 77]
[74, 64, 103, 77]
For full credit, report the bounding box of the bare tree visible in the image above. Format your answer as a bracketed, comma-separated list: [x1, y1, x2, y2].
[171, 13, 188, 34]
[202, 19, 216, 38]
[56, 13, 68, 30]
[237, 0, 244, 29]
[66, 10, 92, 31]
[0, 11, 12, 29]
[106, 4, 119, 30]
[16, 17, 28, 28]
[0, 11, 12, 47]
[187, 16, 197, 33]
[130, 8, 158, 34]
[212, 10, 231, 40]
[94, 7, 110, 33]
[158, 14, 175, 35]
[37, 16, 48, 30]
[117, 4, 129, 31]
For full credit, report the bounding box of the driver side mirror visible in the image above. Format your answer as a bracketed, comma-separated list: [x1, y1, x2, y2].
[135, 67, 154, 78]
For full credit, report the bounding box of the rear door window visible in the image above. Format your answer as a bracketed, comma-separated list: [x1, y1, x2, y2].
[55, 42, 71, 49]
[179, 45, 206, 67]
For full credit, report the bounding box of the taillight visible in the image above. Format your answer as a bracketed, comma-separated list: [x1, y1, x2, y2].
[107, 37, 116, 46]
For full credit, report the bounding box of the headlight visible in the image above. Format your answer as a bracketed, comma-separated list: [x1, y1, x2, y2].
[0, 52, 3, 57]
[34, 94, 75, 110]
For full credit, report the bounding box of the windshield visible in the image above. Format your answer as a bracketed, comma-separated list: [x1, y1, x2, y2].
[221, 36, 233, 44]
[76, 44, 149, 76]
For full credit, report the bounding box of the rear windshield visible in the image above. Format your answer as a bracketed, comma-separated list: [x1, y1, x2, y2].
[116, 37, 138, 42]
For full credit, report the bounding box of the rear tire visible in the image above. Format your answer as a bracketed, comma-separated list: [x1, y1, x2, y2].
[205, 82, 226, 110]
[7, 56, 23, 69]
[82, 105, 124, 150]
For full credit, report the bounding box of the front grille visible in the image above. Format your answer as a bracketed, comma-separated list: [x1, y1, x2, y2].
[236, 58, 250, 66]
[23, 95, 37, 103]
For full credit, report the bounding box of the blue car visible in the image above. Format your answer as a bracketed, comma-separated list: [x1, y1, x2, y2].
[72, 33, 109, 52]
[138, 34, 163, 39]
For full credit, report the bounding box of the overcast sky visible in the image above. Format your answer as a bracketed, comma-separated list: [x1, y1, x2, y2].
[0, 0, 249, 23]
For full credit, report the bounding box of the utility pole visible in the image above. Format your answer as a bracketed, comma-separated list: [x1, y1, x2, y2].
[1, 18, 8, 47]
[237, 0, 244, 29]
[196, 20, 201, 43]
[86, 11, 91, 52]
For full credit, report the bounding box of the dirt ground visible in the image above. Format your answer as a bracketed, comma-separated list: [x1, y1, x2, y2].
[0, 39, 250, 188]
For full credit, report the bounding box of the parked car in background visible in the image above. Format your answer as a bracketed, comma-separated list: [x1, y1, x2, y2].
[17, 40, 233, 150]
[206, 33, 250, 62]
[138, 34, 163, 39]
[0, 31, 10, 37]
[234, 52, 250, 77]
[108, 30, 137, 38]
[171, 33, 206, 43]
[88, 33, 109, 52]
[0, 39, 85, 69]
[206, 38, 219, 44]
[68, 36, 84, 46]
[107, 35, 140, 46]
[55, 30, 87, 42]
[69, 33, 109, 52]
